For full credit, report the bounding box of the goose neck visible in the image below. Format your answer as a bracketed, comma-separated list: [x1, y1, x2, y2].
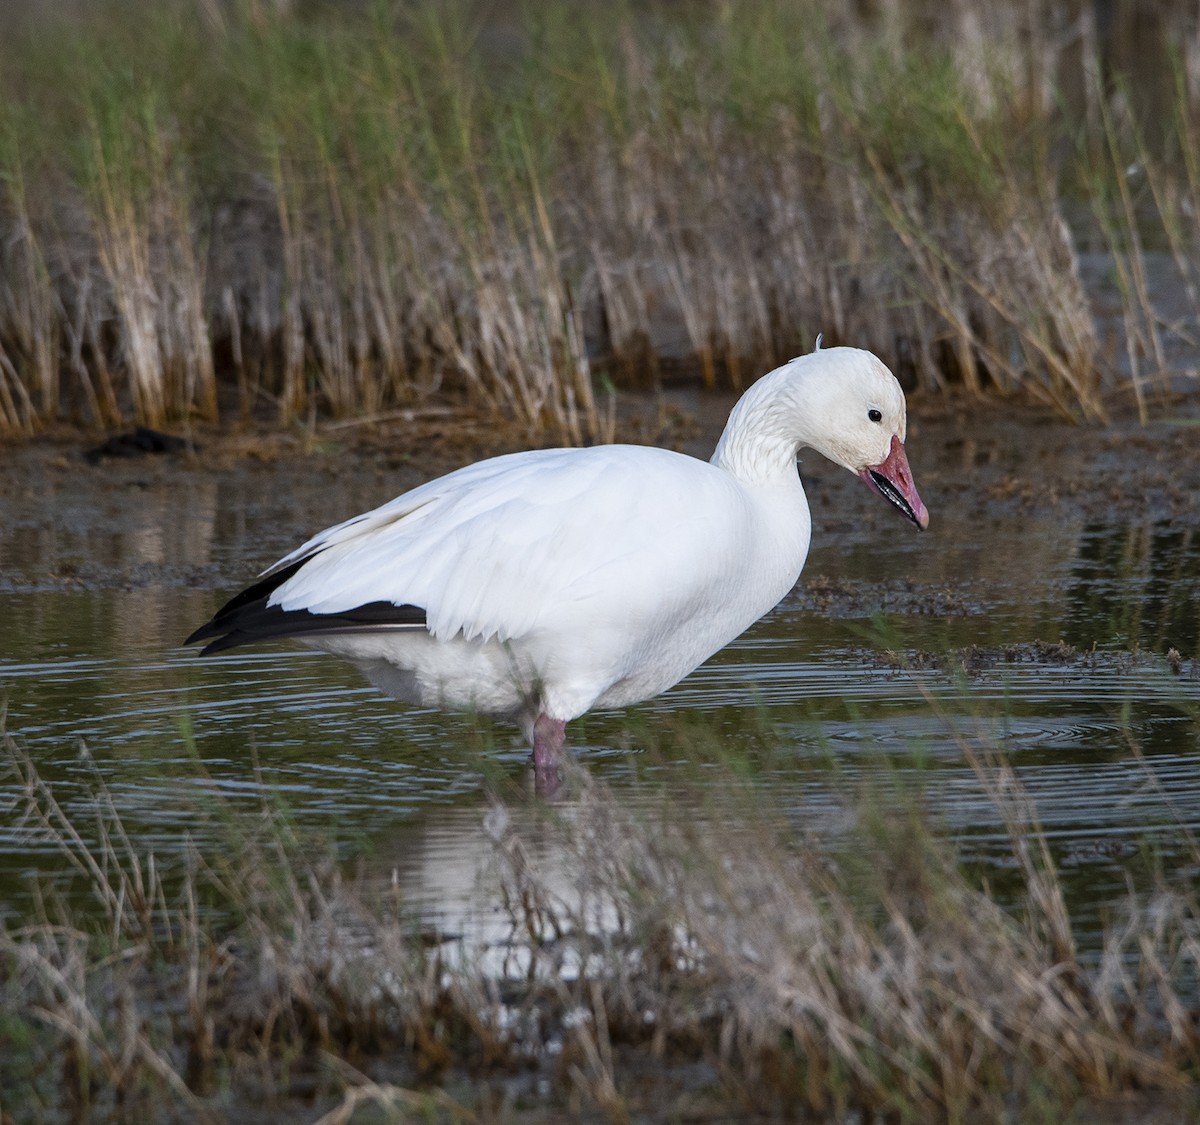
[710, 372, 812, 485]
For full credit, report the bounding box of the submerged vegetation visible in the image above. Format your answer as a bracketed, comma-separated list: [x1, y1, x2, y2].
[1, 0, 1199, 439]
[2, 713, 1199, 1123]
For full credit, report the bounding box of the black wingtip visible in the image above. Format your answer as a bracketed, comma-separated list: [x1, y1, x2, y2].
[186, 549, 429, 657]
[195, 630, 260, 656]
[186, 596, 429, 656]
[185, 621, 220, 647]
[184, 556, 313, 650]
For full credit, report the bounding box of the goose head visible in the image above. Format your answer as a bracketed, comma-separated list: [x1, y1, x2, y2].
[713, 345, 929, 530]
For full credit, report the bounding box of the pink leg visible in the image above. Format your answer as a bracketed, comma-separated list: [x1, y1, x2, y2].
[531, 714, 567, 797]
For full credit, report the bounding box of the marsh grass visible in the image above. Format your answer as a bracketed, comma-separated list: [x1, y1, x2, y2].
[1, 1, 1198, 437]
[2, 706, 1199, 1123]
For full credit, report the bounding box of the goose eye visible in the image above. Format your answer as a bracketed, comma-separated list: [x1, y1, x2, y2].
[868, 408, 883, 423]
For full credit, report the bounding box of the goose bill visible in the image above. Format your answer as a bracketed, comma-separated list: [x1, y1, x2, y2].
[859, 435, 929, 530]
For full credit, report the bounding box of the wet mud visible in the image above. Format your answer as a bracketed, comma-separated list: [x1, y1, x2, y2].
[4, 387, 1199, 597]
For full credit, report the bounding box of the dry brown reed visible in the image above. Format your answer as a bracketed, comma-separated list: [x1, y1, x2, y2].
[88, 126, 218, 430]
[0, 1, 1197, 440]
[2, 717, 1198, 1123]
[495, 763, 1198, 1120]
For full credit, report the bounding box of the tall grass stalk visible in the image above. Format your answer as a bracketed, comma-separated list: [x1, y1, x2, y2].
[0, 1, 1197, 437]
[0, 143, 54, 432]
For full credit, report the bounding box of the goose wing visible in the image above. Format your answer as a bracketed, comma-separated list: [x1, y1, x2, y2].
[189, 445, 752, 654]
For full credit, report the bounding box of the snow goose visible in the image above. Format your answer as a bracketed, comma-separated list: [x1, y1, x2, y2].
[187, 345, 927, 787]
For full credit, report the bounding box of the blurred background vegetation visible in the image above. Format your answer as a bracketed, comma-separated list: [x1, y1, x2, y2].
[1, 0, 1198, 438]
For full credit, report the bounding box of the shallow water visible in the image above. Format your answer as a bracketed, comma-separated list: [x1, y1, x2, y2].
[1, 409, 1198, 950]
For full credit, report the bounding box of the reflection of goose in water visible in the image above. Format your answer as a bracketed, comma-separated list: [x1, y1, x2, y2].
[187, 345, 928, 788]
[380, 801, 578, 975]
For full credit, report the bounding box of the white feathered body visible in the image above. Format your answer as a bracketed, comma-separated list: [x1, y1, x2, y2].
[269, 444, 812, 734]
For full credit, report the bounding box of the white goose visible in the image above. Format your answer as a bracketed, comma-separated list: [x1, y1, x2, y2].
[188, 346, 928, 785]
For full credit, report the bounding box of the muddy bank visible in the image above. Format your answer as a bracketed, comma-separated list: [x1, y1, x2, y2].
[3, 389, 1199, 596]
[868, 638, 1199, 678]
